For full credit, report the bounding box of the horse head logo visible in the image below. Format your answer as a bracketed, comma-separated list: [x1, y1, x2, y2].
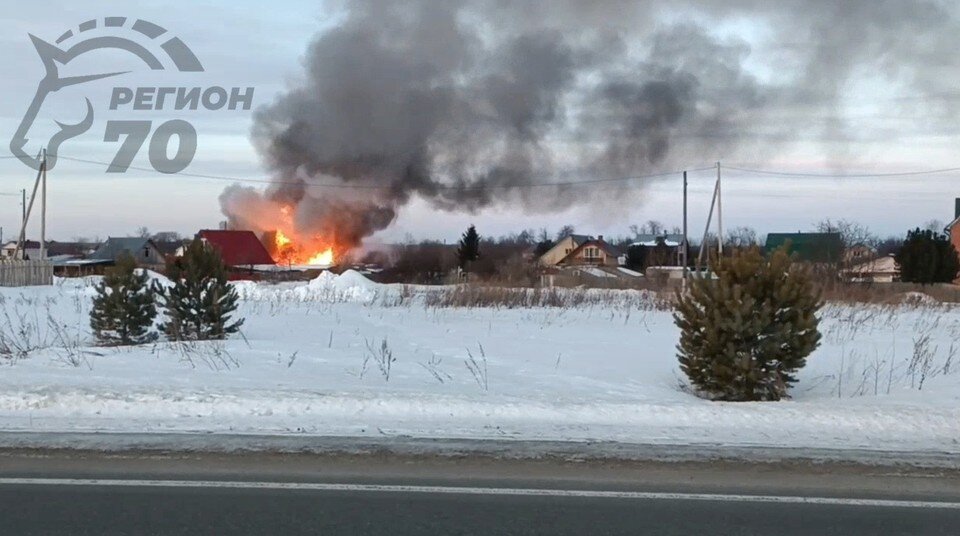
[10, 18, 203, 170]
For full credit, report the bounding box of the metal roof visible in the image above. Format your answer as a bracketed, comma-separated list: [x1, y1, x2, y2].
[90, 237, 158, 261]
[198, 230, 276, 266]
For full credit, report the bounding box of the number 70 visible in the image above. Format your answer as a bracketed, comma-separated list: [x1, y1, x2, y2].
[103, 119, 197, 173]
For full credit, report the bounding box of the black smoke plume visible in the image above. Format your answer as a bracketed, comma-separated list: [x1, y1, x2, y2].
[222, 0, 960, 249]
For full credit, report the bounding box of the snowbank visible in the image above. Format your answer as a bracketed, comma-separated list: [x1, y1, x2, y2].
[138, 269, 172, 288]
[231, 270, 380, 302]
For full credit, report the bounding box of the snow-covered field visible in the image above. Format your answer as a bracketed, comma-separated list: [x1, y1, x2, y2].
[1, 271, 959, 457]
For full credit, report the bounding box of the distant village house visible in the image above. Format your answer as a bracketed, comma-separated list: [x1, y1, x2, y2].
[764, 232, 843, 264]
[538, 234, 594, 266]
[90, 237, 166, 267]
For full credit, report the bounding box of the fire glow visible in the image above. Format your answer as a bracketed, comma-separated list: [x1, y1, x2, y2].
[268, 206, 337, 266]
[272, 229, 336, 266]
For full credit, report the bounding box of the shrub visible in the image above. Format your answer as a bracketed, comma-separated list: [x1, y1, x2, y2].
[895, 228, 959, 284]
[674, 247, 822, 401]
[89, 253, 158, 345]
[156, 240, 243, 340]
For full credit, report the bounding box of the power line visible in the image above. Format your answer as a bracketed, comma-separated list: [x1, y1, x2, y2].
[46, 153, 716, 190]
[724, 165, 960, 178]
[5, 150, 960, 185]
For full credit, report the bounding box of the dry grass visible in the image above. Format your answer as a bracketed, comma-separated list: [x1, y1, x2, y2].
[819, 281, 960, 305]
[420, 283, 673, 310]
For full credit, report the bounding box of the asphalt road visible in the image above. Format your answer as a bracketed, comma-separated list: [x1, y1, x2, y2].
[2, 450, 959, 535]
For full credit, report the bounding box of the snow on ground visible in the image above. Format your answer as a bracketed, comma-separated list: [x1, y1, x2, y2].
[1, 272, 959, 455]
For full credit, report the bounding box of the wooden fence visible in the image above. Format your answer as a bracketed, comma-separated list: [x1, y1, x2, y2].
[0, 259, 54, 287]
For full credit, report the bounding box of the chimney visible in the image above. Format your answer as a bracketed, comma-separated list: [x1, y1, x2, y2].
[597, 234, 604, 242]
[955, 198, 960, 220]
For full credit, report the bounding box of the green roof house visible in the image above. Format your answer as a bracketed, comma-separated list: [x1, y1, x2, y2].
[764, 232, 843, 263]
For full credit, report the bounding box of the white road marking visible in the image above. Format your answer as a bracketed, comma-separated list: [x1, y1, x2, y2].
[1, 478, 958, 509]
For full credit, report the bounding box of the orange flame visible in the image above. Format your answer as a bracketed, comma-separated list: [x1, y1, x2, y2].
[274, 229, 292, 248]
[307, 248, 334, 265]
[264, 205, 339, 266]
[272, 228, 336, 266]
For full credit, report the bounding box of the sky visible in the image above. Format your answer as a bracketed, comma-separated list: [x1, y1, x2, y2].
[1, 0, 959, 246]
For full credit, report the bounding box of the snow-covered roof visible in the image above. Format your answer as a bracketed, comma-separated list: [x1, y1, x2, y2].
[60, 259, 112, 266]
[617, 267, 643, 277]
[2, 240, 40, 250]
[631, 234, 683, 248]
[631, 240, 681, 247]
[577, 267, 617, 278]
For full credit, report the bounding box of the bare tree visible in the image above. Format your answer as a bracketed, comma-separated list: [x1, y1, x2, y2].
[924, 219, 945, 233]
[814, 219, 877, 248]
[135, 226, 151, 238]
[537, 228, 550, 243]
[725, 226, 759, 248]
[514, 229, 535, 245]
[555, 225, 576, 241]
[151, 231, 182, 242]
[644, 220, 664, 235]
[630, 220, 666, 237]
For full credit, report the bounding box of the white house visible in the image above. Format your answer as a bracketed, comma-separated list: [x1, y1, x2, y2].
[1, 240, 41, 260]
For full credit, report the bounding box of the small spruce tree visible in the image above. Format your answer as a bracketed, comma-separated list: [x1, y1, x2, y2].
[89, 253, 158, 346]
[674, 247, 822, 401]
[895, 228, 959, 284]
[157, 240, 244, 340]
[457, 224, 481, 271]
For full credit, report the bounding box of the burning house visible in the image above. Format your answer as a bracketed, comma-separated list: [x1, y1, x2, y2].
[197, 230, 276, 274]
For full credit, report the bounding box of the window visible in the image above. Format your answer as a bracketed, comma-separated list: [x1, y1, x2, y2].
[584, 247, 600, 259]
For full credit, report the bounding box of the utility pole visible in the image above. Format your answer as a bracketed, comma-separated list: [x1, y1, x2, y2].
[14, 150, 44, 260]
[697, 173, 720, 267]
[716, 161, 723, 257]
[21, 189, 26, 228]
[40, 148, 47, 260]
[682, 170, 688, 280]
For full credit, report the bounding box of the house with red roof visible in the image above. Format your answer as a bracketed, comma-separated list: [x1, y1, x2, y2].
[197, 230, 275, 277]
